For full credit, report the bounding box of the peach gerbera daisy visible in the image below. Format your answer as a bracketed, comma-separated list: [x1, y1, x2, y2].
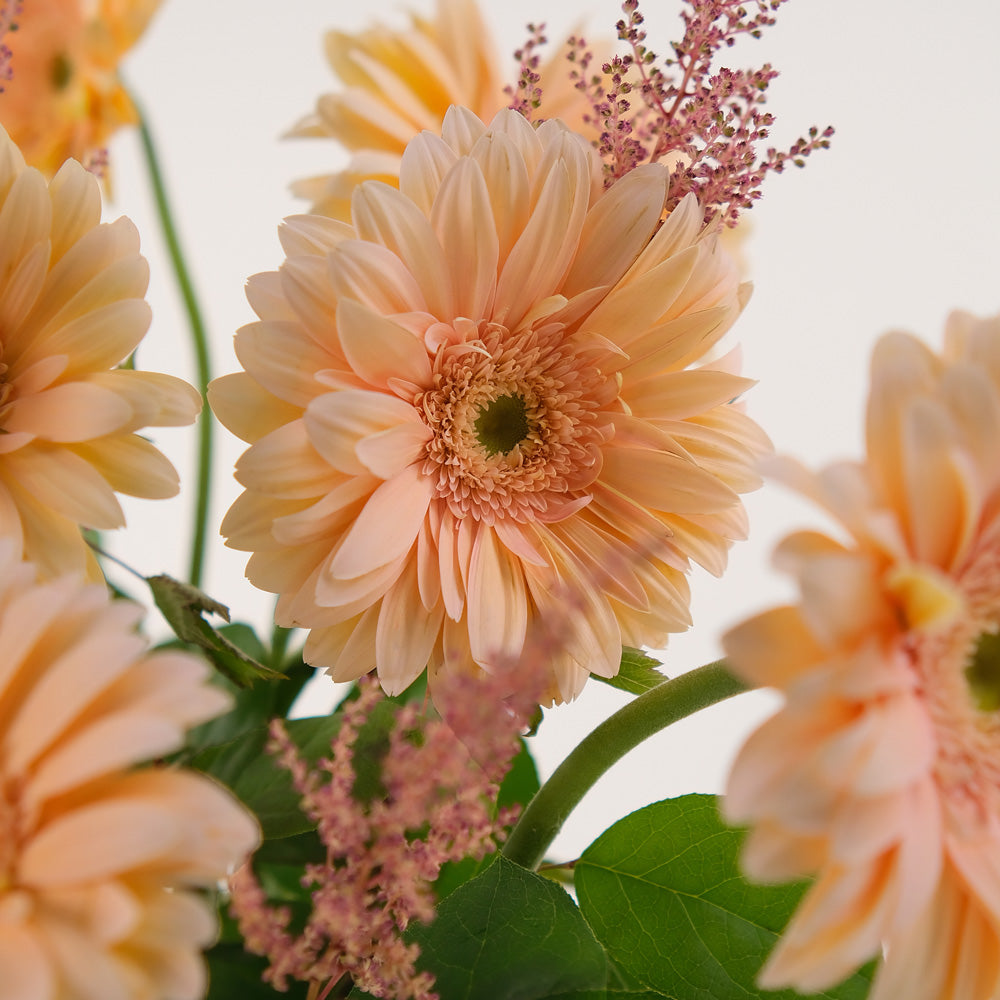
[0, 544, 259, 1000]
[211, 106, 767, 704]
[0, 124, 200, 579]
[0, 0, 160, 177]
[288, 0, 598, 220]
[724, 311, 1000, 998]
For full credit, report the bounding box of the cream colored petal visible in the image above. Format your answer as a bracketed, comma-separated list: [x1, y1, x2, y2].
[564, 163, 669, 296]
[47, 157, 102, 264]
[4, 381, 132, 440]
[90, 370, 201, 429]
[324, 605, 379, 682]
[271, 476, 372, 548]
[0, 169, 51, 306]
[4, 446, 125, 529]
[4, 603, 145, 773]
[27, 714, 182, 808]
[355, 421, 433, 480]
[469, 130, 531, 266]
[600, 445, 739, 514]
[330, 462, 433, 578]
[208, 372, 301, 444]
[440, 105, 488, 156]
[277, 213, 354, 258]
[616, 305, 730, 381]
[399, 130, 460, 216]
[376, 558, 443, 695]
[22, 799, 181, 886]
[328, 239, 427, 314]
[279, 255, 340, 348]
[18, 298, 151, 380]
[901, 397, 977, 569]
[467, 524, 527, 664]
[627, 369, 756, 419]
[723, 605, 826, 689]
[0, 239, 49, 336]
[315, 88, 417, 150]
[430, 156, 498, 320]
[336, 297, 432, 390]
[234, 320, 339, 408]
[235, 420, 339, 499]
[0, 925, 55, 1000]
[494, 150, 587, 330]
[351, 180, 453, 318]
[245, 269, 297, 322]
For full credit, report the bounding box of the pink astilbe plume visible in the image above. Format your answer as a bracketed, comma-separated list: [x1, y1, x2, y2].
[0, 1, 21, 91]
[230, 670, 538, 999]
[563, 0, 833, 224]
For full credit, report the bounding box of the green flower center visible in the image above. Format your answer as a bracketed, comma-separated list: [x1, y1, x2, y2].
[51, 53, 72, 91]
[965, 631, 1000, 711]
[474, 394, 530, 456]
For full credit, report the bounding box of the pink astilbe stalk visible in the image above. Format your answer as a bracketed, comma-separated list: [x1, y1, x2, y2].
[231, 671, 536, 1000]
[565, 0, 833, 224]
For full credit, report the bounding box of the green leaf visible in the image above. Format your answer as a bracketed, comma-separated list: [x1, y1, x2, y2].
[575, 795, 873, 1000]
[180, 633, 314, 759]
[147, 574, 284, 687]
[192, 698, 400, 840]
[411, 855, 607, 1000]
[595, 648, 668, 696]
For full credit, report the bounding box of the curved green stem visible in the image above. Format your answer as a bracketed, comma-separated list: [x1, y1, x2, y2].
[502, 660, 750, 871]
[134, 102, 213, 589]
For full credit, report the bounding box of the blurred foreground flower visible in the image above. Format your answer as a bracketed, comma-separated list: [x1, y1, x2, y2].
[0, 124, 200, 579]
[211, 106, 768, 704]
[0, 545, 259, 1000]
[724, 312, 1000, 999]
[231, 669, 533, 999]
[0, 0, 160, 177]
[288, 0, 597, 219]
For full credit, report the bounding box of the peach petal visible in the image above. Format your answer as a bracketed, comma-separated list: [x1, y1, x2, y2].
[336, 297, 432, 391]
[235, 420, 338, 499]
[4, 381, 132, 440]
[431, 157, 498, 320]
[4, 447, 125, 529]
[208, 372, 300, 444]
[376, 560, 444, 695]
[351, 181, 453, 318]
[0, 926, 55, 1000]
[467, 525, 527, 664]
[330, 463, 433, 578]
[564, 163, 668, 296]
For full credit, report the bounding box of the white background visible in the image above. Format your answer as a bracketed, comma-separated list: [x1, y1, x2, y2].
[98, 0, 1000, 859]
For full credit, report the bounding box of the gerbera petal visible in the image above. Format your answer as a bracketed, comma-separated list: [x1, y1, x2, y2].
[467, 524, 527, 664]
[336, 298, 433, 391]
[330, 463, 433, 578]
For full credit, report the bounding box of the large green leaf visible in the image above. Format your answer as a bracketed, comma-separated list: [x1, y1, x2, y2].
[411, 855, 607, 1000]
[575, 795, 873, 1000]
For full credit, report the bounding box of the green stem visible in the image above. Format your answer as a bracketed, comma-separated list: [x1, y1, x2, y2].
[134, 102, 213, 589]
[502, 660, 750, 871]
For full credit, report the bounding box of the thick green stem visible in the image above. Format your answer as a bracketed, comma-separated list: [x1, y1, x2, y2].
[502, 660, 750, 871]
[134, 104, 214, 589]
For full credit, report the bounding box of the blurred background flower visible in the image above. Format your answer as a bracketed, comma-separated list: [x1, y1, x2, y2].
[0, 545, 258, 1000]
[724, 312, 1000, 999]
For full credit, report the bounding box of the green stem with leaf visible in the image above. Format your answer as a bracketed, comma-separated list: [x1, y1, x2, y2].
[502, 660, 750, 871]
[134, 101, 214, 589]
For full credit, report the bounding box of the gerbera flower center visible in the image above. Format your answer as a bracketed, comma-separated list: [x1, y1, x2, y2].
[474, 393, 530, 456]
[417, 319, 615, 526]
[964, 630, 1000, 712]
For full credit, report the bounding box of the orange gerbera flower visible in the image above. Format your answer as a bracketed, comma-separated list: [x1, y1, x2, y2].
[0, 545, 259, 1000]
[0, 124, 200, 579]
[212, 107, 766, 704]
[724, 312, 1000, 998]
[0, 0, 160, 177]
[288, 0, 599, 220]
